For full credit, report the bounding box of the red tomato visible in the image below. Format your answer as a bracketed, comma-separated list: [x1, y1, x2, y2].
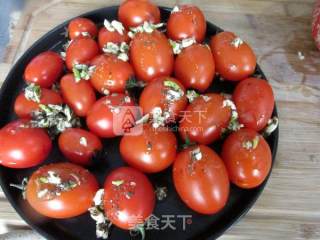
[86, 94, 138, 138]
[179, 94, 231, 145]
[90, 55, 134, 94]
[221, 128, 272, 189]
[60, 74, 96, 117]
[173, 145, 229, 214]
[233, 78, 274, 131]
[68, 17, 98, 39]
[120, 124, 177, 173]
[167, 5, 206, 42]
[90, 54, 110, 66]
[139, 77, 187, 120]
[98, 26, 130, 49]
[26, 162, 99, 218]
[210, 32, 256, 81]
[66, 36, 99, 70]
[312, 0, 320, 50]
[0, 120, 52, 168]
[130, 30, 174, 82]
[118, 0, 160, 29]
[174, 44, 215, 92]
[14, 88, 63, 119]
[58, 128, 102, 166]
[24, 51, 63, 88]
[104, 167, 155, 230]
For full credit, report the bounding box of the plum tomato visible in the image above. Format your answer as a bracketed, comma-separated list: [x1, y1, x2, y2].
[68, 17, 98, 39]
[210, 32, 256, 81]
[58, 128, 102, 166]
[173, 145, 229, 214]
[104, 166, 155, 230]
[98, 24, 130, 49]
[233, 78, 275, 131]
[221, 128, 272, 189]
[26, 162, 99, 218]
[24, 51, 63, 88]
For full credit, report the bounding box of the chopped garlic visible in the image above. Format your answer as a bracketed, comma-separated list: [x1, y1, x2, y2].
[231, 37, 244, 48]
[104, 19, 125, 35]
[191, 147, 202, 161]
[79, 137, 88, 147]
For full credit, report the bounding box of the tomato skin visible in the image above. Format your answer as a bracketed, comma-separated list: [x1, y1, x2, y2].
[167, 5, 206, 42]
[68, 17, 98, 40]
[86, 94, 138, 138]
[60, 74, 96, 117]
[221, 128, 272, 189]
[26, 162, 99, 218]
[233, 78, 274, 131]
[0, 120, 52, 168]
[14, 88, 63, 119]
[90, 55, 134, 94]
[312, 0, 320, 50]
[210, 32, 256, 81]
[58, 128, 102, 166]
[24, 51, 63, 88]
[139, 76, 187, 119]
[179, 93, 231, 145]
[104, 167, 155, 230]
[66, 36, 99, 70]
[98, 27, 130, 49]
[173, 145, 229, 214]
[174, 44, 215, 92]
[120, 124, 177, 173]
[130, 30, 174, 82]
[118, 0, 160, 29]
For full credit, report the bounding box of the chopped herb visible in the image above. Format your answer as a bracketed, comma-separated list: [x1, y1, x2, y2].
[112, 180, 124, 187]
[262, 116, 279, 137]
[242, 136, 260, 150]
[24, 84, 41, 103]
[72, 64, 95, 82]
[104, 19, 125, 35]
[128, 21, 165, 37]
[155, 186, 168, 201]
[191, 147, 202, 161]
[186, 90, 200, 103]
[9, 177, 28, 199]
[231, 37, 244, 48]
[169, 37, 196, 54]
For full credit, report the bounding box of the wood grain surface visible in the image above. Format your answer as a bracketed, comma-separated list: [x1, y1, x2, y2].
[0, 0, 319, 239]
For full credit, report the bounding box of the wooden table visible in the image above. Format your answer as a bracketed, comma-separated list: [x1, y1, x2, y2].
[1, 0, 320, 239]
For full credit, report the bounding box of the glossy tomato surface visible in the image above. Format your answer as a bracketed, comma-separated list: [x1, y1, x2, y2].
[210, 32, 256, 81]
[68, 17, 98, 39]
[0, 120, 52, 168]
[104, 167, 155, 230]
[233, 78, 274, 131]
[173, 145, 230, 214]
[58, 128, 102, 166]
[222, 128, 272, 189]
[130, 30, 174, 82]
[118, 0, 160, 29]
[120, 124, 177, 173]
[26, 163, 99, 218]
[24, 51, 63, 88]
[167, 5, 206, 42]
[98, 26, 129, 49]
[60, 74, 96, 117]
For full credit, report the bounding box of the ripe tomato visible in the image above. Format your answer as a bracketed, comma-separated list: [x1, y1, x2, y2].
[130, 30, 174, 82]
[104, 167, 155, 230]
[24, 51, 63, 88]
[210, 32, 256, 81]
[14, 88, 63, 119]
[60, 74, 96, 117]
[26, 162, 99, 218]
[167, 5, 206, 42]
[98, 26, 129, 49]
[68, 17, 98, 39]
[139, 77, 187, 120]
[86, 94, 138, 138]
[233, 78, 274, 131]
[66, 36, 99, 70]
[312, 0, 320, 50]
[120, 124, 177, 173]
[221, 128, 272, 189]
[118, 0, 160, 29]
[174, 44, 215, 92]
[90, 54, 110, 66]
[0, 120, 52, 168]
[173, 145, 229, 214]
[90, 55, 134, 94]
[58, 128, 102, 166]
[179, 94, 231, 145]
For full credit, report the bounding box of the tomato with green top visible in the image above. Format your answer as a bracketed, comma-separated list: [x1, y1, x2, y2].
[26, 162, 99, 218]
[221, 128, 272, 189]
[98, 25, 130, 49]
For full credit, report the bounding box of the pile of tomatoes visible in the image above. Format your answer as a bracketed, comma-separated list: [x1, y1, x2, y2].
[0, 0, 278, 239]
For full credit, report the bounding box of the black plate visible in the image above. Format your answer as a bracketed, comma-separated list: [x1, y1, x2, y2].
[0, 6, 278, 240]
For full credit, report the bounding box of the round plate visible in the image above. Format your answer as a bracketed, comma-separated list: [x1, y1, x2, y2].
[0, 6, 278, 240]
